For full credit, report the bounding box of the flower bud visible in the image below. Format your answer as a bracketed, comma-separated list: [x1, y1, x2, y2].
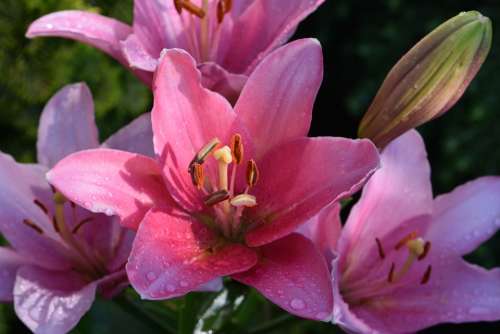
[358, 11, 492, 148]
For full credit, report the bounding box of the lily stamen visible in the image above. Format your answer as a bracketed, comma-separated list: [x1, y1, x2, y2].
[217, 0, 232, 23]
[190, 162, 205, 189]
[72, 218, 94, 234]
[246, 159, 259, 188]
[204, 190, 230, 206]
[230, 194, 257, 208]
[22, 219, 43, 234]
[420, 265, 432, 285]
[174, 0, 206, 18]
[389, 237, 429, 284]
[395, 231, 418, 250]
[33, 199, 49, 215]
[375, 238, 385, 260]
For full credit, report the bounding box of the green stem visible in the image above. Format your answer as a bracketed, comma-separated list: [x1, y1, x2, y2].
[115, 295, 176, 334]
[247, 314, 296, 334]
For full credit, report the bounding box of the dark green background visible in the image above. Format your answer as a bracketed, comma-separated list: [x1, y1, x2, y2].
[1, 0, 499, 332]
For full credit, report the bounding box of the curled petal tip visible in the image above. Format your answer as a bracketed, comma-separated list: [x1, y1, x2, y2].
[358, 10, 492, 148]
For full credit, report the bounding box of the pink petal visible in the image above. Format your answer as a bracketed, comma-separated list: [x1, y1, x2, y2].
[133, 0, 192, 57]
[298, 202, 341, 260]
[233, 233, 333, 321]
[427, 176, 500, 256]
[14, 266, 96, 334]
[127, 207, 257, 299]
[234, 39, 322, 159]
[0, 153, 70, 270]
[246, 137, 379, 247]
[26, 10, 132, 65]
[102, 113, 154, 157]
[97, 270, 129, 299]
[338, 130, 432, 264]
[0, 247, 30, 301]
[47, 149, 170, 229]
[37, 83, 99, 168]
[346, 259, 500, 333]
[330, 258, 381, 334]
[152, 49, 251, 211]
[198, 62, 248, 105]
[222, 0, 325, 74]
[121, 34, 159, 72]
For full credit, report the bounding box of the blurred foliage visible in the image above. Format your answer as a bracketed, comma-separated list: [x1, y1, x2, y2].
[1, 0, 500, 333]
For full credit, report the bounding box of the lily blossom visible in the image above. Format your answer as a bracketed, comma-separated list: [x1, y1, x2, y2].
[26, 0, 325, 101]
[0, 83, 154, 334]
[47, 39, 380, 320]
[322, 130, 500, 333]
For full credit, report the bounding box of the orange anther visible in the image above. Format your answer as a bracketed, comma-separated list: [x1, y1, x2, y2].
[395, 231, 418, 250]
[246, 159, 259, 187]
[230, 134, 244, 164]
[191, 163, 205, 189]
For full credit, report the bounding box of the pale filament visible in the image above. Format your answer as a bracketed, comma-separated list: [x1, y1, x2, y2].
[25, 192, 106, 278]
[341, 234, 432, 304]
[174, 0, 231, 62]
[190, 134, 258, 239]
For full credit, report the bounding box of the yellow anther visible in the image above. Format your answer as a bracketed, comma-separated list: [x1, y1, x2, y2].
[214, 146, 233, 164]
[230, 194, 257, 208]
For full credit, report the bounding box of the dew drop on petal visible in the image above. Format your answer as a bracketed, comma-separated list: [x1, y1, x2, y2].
[166, 284, 176, 292]
[290, 298, 305, 310]
[180, 281, 189, 288]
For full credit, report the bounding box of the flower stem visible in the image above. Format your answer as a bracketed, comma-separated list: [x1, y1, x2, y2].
[114, 295, 176, 334]
[247, 314, 296, 334]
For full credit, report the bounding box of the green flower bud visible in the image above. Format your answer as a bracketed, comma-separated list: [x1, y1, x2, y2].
[359, 11, 492, 148]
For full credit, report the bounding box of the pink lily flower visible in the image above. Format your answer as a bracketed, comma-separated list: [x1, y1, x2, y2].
[26, 0, 325, 101]
[314, 130, 500, 333]
[47, 39, 380, 320]
[0, 83, 154, 334]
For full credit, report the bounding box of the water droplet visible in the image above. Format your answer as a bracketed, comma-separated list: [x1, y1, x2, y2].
[290, 298, 305, 310]
[166, 284, 176, 292]
[146, 272, 156, 281]
[46, 23, 53, 29]
[180, 281, 189, 288]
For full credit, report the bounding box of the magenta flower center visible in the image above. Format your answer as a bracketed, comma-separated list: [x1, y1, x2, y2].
[173, 0, 233, 62]
[340, 232, 433, 306]
[23, 190, 108, 279]
[188, 134, 259, 240]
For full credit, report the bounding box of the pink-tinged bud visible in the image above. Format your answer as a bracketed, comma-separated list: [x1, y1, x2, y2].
[359, 11, 492, 148]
